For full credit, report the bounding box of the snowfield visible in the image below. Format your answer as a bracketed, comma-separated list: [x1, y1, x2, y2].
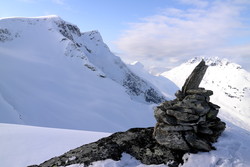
[0, 123, 110, 167]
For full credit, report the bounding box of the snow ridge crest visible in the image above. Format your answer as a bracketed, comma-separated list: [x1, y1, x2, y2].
[187, 56, 242, 69]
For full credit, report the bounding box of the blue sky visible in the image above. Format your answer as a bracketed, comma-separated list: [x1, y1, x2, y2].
[0, 0, 178, 45]
[1, 0, 250, 71]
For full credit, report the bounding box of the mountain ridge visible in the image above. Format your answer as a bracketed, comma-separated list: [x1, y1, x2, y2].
[0, 16, 167, 132]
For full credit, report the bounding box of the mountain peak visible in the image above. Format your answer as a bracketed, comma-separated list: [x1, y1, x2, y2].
[0, 15, 62, 22]
[187, 57, 242, 69]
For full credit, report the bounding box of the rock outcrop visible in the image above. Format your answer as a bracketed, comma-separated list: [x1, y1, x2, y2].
[29, 60, 225, 167]
[29, 128, 185, 167]
[154, 60, 226, 152]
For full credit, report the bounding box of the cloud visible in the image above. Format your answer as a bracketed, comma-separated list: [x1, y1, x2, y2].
[115, 0, 250, 71]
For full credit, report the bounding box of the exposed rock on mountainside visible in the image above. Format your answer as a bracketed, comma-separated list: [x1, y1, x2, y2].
[30, 60, 225, 167]
[29, 128, 185, 167]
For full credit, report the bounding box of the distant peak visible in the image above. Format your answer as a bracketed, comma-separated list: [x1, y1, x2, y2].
[130, 61, 144, 69]
[188, 57, 228, 66]
[186, 57, 242, 69]
[82, 30, 103, 42]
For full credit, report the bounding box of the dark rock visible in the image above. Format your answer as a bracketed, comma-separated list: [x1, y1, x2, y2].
[154, 108, 177, 125]
[175, 90, 185, 99]
[183, 94, 206, 102]
[184, 131, 212, 152]
[181, 60, 208, 95]
[0, 28, 14, 42]
[30, 128, 185, 167]
[157, 123, 194, 132]
[123, 73, 165, 104]
[197, 125, 213, 135]
[165, 109, 199, 122]
[208, 102, 220, 110]
[207, 109, 219, 120]
[154, 129, 190, 151]
[186, 89, 213, 97]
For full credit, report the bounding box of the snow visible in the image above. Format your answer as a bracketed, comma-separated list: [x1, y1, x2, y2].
[0, 16, 161, 132]
[89, 153, 167, 167]
[0, 123, 110, 167]
[128, 61, 179, 99]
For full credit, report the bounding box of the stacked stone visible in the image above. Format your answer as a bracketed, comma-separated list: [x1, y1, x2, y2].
[154, 60, 226, 152]
[154, 88, 225, 152]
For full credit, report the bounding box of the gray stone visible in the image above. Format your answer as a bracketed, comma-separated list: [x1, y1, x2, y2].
[181, 60, 208, 95]
[183, 94, 206, 102]
[154, 108, 177, 125]
[154, 129, 190, 151]
[184, 131, 212, 151]
[208, 102, 220, 110]
[159, 124, 193, 132]
[175, 90, 185, 99]
[197, 126, 213, 135]
[207, 109, 219, 120]
[186, 89, 213, 97]
[189, 101, 210, 116]
[197, 115, 206, 124]
[166, 109, 199, 122]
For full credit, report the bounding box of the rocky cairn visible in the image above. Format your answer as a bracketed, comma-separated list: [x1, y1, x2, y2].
[154, 60, 226, 152]
[29, 60, 225, 167]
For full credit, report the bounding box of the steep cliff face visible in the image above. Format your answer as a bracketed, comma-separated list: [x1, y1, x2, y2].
[0, 16, 166, 132]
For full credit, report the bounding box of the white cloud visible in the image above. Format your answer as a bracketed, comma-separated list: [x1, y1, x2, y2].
[115, 0, 250, 71]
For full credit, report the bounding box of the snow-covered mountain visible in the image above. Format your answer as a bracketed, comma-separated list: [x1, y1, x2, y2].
[162, 57, 250, 131]
[0, 16, 166, 132]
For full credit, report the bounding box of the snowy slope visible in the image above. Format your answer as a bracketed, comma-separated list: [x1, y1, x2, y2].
[78, 31, 165, 103]
[1, 122, 250, 167]
[128, 61, 179, 99]
[0, 16, 166, 132]
[162, 57, 250, 131]
[0, 123, 110, 167]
